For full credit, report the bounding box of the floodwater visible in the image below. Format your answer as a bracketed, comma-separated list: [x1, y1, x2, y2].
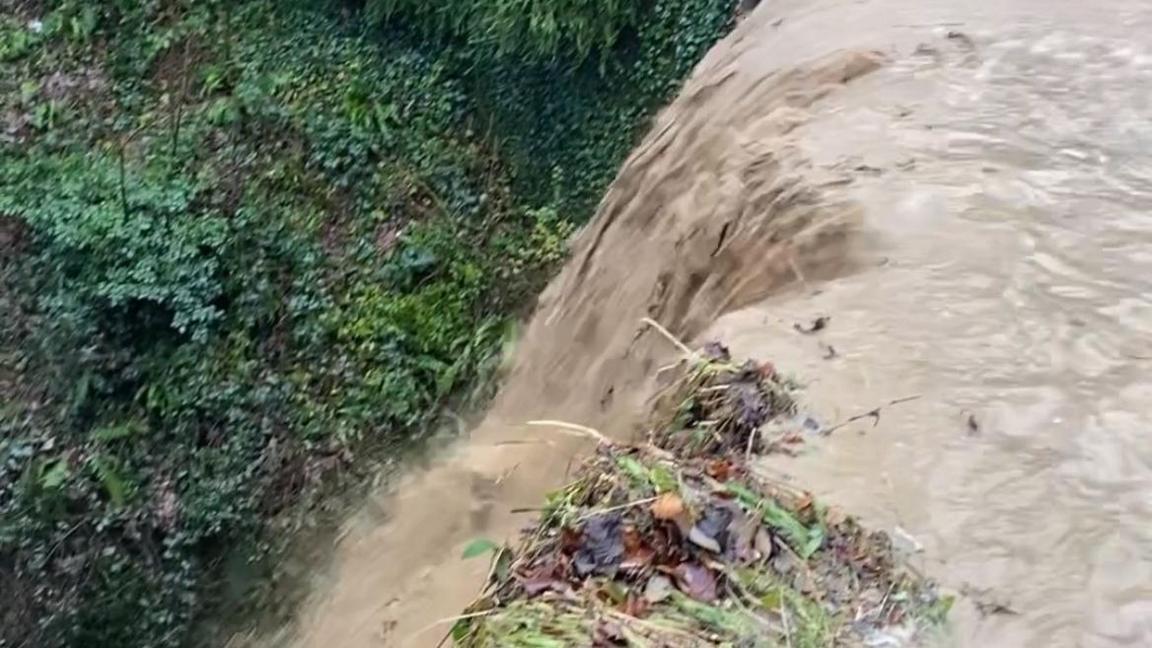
[237, 1, 1152, 646]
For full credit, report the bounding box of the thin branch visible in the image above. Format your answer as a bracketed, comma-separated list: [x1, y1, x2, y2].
[641, 317, 696, 357]
[821, 395, 921, 435]
[526, 420, 609, 445]
[412, 609, 497, 645]
[574, 496, 659, 523]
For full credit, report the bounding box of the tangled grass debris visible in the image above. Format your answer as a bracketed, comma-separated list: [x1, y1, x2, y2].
[452, 343, 950, 646]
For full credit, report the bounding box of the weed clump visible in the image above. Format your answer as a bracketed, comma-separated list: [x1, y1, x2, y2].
[452, 345, 950, 647]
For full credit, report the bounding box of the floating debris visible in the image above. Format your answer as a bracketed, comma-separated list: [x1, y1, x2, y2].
[794, 316, 830, 335]
[451, 345, 950, 646]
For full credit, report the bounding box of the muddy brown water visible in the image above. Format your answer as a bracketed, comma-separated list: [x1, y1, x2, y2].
[235, 1, 1152, 646]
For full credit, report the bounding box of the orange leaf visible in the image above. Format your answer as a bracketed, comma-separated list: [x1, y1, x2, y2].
[651, 493, 685, 520]
[705, 459, 731, 481]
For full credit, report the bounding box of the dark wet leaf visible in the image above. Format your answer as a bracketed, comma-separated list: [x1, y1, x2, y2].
[966, 412, 980, 436]
[519, 575, 559, 596]
[754, 528, 774, 561]
[693, 505, 733, 552]
[517, 561, 563, 596]
[800, 415, 822, 434]
[644, 574, 674, 603]
[702, 341, 731, 361]
[727, 509, 759, 563]
[976, 601, 1020, 616]
[574, 513, 625, 576]
[732, 383, 771, 432]
[793, 316, 829, 334]
[673, 563, 717, 602]
[688, 525, 721, 553]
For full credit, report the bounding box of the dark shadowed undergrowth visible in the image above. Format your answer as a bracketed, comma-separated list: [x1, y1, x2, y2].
[0, 0, 736, 645]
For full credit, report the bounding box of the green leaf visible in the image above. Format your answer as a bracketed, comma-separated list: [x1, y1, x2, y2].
[90, 422, 143, 443]
[725, 481, 815, 555]
[493, 546, 513, 582]
[461, 537, 499, 559]
[801, 525, 824, 559]
[648, 464, 678, 493]
[760, 589, 783, 610]
[90, 454, 127, 507]
[450, 617, 475, 643]
[40, 459, 70, 490]
[616, 456, 650, 487]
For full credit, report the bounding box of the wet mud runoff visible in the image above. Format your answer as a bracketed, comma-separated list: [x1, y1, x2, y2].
[239, 1, 1152, 646]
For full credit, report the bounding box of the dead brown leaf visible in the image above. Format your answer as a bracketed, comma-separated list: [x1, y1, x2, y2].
[651, 493, 685, 520]
[621, 525, 655, 569]
[795, 492, 814, 512]
[705, 458, 731, 481]
[560, 526, 582, 553]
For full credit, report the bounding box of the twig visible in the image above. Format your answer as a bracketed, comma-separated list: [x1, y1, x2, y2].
[641, 317, 696, 357]
[782, 603, 793, 648]
[42, 520, 86, 564]
[821, 395, 921, 435]
[603, 609, 710, 641]
[574, 496, 659, 523]
[526, 420, 610, 445]
[410, 609, 496, 644]
[492, 439, 557, 448]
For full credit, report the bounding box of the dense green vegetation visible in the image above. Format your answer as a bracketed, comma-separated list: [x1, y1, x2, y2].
[0, 0, 735, 645]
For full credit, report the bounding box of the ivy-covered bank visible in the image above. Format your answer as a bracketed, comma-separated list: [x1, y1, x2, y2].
[0, 0, 735, 646]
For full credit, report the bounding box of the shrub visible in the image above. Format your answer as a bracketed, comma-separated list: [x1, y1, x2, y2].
[0, 0, 735, 645]
[366, 0, 642, 63]
[1, 154, 228, 344]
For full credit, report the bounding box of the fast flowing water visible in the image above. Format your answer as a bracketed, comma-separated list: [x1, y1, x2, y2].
[238, 1, 1152, 646]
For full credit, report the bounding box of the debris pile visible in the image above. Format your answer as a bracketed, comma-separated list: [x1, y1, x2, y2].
[452, 343, 950, 646]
